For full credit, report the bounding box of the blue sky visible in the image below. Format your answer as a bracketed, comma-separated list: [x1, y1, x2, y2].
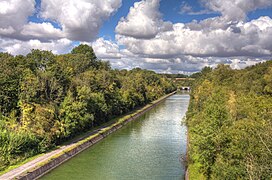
[0, 0, 272, 73]
[99, 0, 272, 41]
[28, 0, 62, 30]
[27, 0, 272, 42]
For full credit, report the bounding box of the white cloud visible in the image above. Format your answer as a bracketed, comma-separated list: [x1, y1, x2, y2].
[21, 22, 64, 40]
[0, 0, 122, 58]
[228, 58, 266, 69]
[0, 0, 122, 42]
[40, 0, 122, 41]
[107, 55, 211, 74]
[1, 38, 74, 55]
[180, 2, 215, 15]
[0, 26, 16, 35]
[92, 38, 122, 59]
[113, 0, 272, 73]
[0, 0, 35, 38]
[117, 15, 272, 58]
[201, 0, 272, 21]
[115, 0, 172, 39]
[180, 2, 192, 14]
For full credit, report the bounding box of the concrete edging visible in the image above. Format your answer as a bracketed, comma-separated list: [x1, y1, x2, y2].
[11, 91, 176, 180]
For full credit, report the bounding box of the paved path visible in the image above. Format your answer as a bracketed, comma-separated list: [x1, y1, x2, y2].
[0, 128, 101, 180]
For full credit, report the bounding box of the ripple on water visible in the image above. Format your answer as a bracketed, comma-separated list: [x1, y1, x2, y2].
[41, 93, 190, 180]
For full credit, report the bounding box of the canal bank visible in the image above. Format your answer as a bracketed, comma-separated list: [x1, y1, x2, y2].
[0, 92, 177, 180]
[41, 93, 190, 180]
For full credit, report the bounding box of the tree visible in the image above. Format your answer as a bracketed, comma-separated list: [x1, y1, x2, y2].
[71, 44, 96, 59]
[186, 60, 272, 179]
[0, 45, 176, 171]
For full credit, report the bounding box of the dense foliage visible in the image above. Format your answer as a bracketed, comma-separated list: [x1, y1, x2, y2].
[0, 45, 175, 171]
[162, 73, 197, 88]
[173, 78, 195, 88]
[161, 73, 189, 78]
[186, 63, 272, 179]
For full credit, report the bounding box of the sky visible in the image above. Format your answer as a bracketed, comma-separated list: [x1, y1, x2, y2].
[0, 0, 272, 74]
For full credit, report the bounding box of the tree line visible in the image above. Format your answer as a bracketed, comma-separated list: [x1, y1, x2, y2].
[186, 63, 272, 179]
[0, 45, 176, 171]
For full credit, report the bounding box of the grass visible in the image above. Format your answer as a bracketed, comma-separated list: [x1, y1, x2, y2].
[0, 153, 45, 176]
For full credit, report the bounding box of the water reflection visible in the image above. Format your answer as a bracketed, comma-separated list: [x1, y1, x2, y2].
[41, 93, 190, 180]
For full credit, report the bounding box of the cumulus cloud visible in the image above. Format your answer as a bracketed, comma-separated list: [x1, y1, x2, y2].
[179, 2, 215, 15]
[115, 0, 172, 39]
[107, 55, 210, 74]
[92, 38, 122, 59]
[116, 0, 272, 59]
[117, 16, 272, 58]
[113, 0, 272, 73]
[0, 38, 74, 55]
[201, 0, 272, 21]
[0, 0, 121, 42]
[40, 0, 122, 41]
[21, 22, 65, 41]
[229, 58, 263, 69]
[0, 0, 35, 38]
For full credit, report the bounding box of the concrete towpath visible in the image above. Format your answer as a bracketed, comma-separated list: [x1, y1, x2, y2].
[0, 128, 102, 180]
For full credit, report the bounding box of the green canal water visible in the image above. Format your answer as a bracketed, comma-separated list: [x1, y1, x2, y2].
[41, 93, 190, 180]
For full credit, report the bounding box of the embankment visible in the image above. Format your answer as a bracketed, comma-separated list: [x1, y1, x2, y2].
[0, 91, 176, 180]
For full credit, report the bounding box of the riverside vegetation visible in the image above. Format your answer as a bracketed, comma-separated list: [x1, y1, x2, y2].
[186, 62, 272, 179]
[0, 45, 176, 172]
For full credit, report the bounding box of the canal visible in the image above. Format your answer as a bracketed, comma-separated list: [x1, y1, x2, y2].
[41, 93, 190, 180]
